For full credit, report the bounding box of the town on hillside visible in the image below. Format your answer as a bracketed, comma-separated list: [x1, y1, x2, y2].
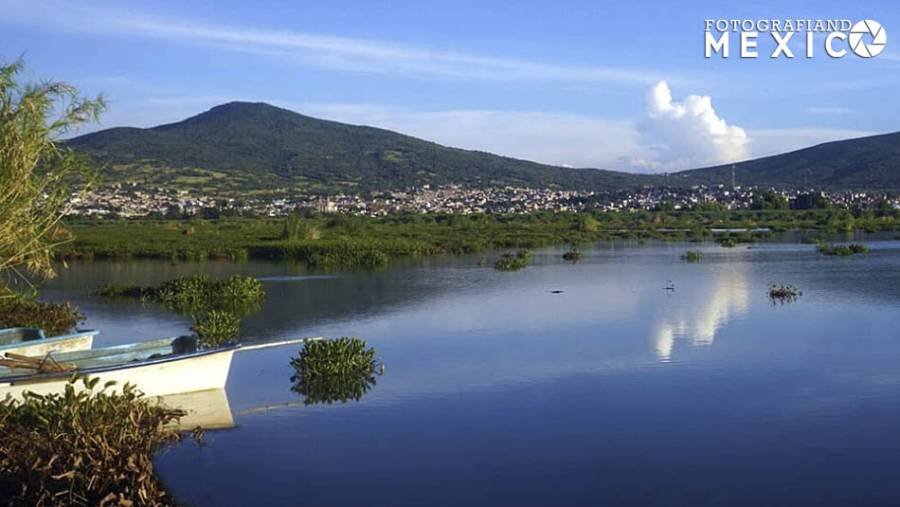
[69, 183, 900, 218]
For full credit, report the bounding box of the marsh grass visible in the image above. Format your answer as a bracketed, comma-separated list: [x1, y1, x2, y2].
[0, 377, 185, 506]
[61, 210, 900, 271]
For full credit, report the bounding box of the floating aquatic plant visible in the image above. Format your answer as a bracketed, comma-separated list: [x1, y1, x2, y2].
[768, 284, 803, 304]
[681, 250, 703, 262]
[290, 337, 379, 405]
[494, 250, 532, 271]
[816, 243, 869, 256]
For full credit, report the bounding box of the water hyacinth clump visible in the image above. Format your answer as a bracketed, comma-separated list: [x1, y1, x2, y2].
[191, 310, 241, 347]
[96, 274, 265, 315]
[681, 250, 703, 262]
[494, 250, 532, 271]
[96, 275, 266, 347]
[817, 243, 869, 256]
[562, 246, 581, 262]
[768, 284, 803, 304]
[0, 377, 185, 506]
[290, 338, 379, 405]
[0, 297, 84, 336]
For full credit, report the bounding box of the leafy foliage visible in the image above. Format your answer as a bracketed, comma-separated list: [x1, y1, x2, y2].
[290, 337, 379, 405]
[60, 209, 900, 271]
[0, 297, 83, 336]
[191, 310, 240, 347]
[0, 59, 104, 291]
[97, 274, 264, 316]
[681, 250, 703, 262]
[494, 250, 532, 271]
[96, 275, 265, 347]
[768, 284, 802, 304]
[0, 377, 184, 506]
[817, 243, 869, 256]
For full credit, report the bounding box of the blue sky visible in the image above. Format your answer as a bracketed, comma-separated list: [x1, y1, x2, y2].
[2, 0, 898, 172]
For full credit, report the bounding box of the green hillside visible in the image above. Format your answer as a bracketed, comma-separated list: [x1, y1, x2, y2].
[674, 132, 900, 190]
[66, 101, 900, 194]
[66, 101, 655, 195]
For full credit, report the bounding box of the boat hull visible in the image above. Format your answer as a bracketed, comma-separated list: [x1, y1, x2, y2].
[0, 329, 96, 357]
[156, 388, 235, 430]
[0, 347, 235, 400]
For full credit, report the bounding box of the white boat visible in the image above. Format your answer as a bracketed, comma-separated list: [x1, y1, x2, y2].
[0, 327, 97, 357]
[0, 336, 237, 400]
[156, 388, 235, 430]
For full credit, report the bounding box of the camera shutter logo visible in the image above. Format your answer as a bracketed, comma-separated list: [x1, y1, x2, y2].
[849, 20, 887, 57]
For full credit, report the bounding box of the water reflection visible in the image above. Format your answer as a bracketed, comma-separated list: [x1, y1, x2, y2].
[653, 265, 749, 361]
[157, 389, 235, 431]
[290, 370, 379, 405]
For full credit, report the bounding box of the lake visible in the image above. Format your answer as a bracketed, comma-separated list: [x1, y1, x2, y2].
[41, 237, 900, 506]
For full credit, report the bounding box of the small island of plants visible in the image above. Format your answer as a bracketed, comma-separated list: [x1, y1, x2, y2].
[290, 337, 380, 405]
[681, 250, 703, 262]
[816, 243, 869, 256]
[768, 284, 803, 304]
[494, 250, 533, 271]
[96, 274, 266, 346]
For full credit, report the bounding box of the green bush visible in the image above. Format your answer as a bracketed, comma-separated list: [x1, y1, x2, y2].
[0, 377, 184, 506]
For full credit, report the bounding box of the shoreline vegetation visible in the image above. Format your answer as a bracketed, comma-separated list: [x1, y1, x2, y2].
[59, 209, 900, 270]
[0, 378, 186, 506]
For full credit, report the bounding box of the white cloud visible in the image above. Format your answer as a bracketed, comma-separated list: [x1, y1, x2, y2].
[635, 81, 748, 170]
[292, 104, 641, 170]
[805, 106, 855, 115]
[637, 81, 748, 171]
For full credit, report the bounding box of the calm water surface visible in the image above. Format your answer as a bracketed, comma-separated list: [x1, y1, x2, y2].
[42, 238, 900, 506]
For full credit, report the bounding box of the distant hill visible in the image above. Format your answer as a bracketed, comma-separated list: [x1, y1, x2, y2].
[66, 102, 900, 194]
[66, 101, 655, 196]
[674, 132, 900, 190]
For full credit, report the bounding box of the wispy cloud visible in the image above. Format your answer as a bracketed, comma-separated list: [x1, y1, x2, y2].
[3, 0, 670, 85]
[806, 106, 855, 115]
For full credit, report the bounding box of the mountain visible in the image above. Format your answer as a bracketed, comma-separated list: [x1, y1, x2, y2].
[674, 132, 900, 190]
[66, 101, 656, 196]
[66, 101, 900, 194]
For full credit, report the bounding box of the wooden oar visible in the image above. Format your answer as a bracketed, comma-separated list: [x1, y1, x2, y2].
[0, 352, 76, 372]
